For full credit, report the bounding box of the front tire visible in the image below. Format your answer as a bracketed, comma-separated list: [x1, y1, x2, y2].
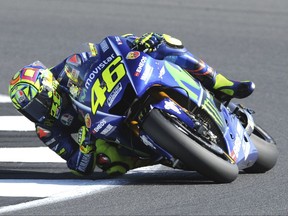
[142, 109, 239, 183]
[244, 125, 278, 173]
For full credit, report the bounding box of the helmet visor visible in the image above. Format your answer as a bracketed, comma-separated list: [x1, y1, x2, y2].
[21, 91, 52, 122]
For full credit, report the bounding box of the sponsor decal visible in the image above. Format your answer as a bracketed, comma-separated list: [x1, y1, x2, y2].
[64, 65, 80, 84]
[53, 106, 61, 120]
[231, 136, 241, 161]
[231, 122, 251, 161]
[231, 123, 244, 161]
[67, 54, 81, 66]
[85, 53, 115, 89]
[36, 126, 51, 138]
[164, 101, 181, 114]
[51, 144, 66, 156]
[140, 64, 153, 83]
[134, 56, 147, 77]
[158, 66, 165, 79]
[51, 144, 59, 152]
[90, 56, 126, 114]
[81, 52, 88, 61]
[126, 51, 140, 60]
[115, 36, 123, 45]
[45, 138, 56, 146]
[100, 124, 116, 136]
[60, 113, 74, 126]
[43, 118, 55, 127]
[202, 99, 224, 127]
[77, 153, 92, 172]
[100, 40, 109, 53]
[140, 135, 156, 150]
[78, 88, 87, 102]
[84, 113, 91, 128]
[107, 83, 122, 107]
[93, 119, 106, 133]
[88, 43, 97, 57]
[15, 90, 26, 104]
[69, 85, 79, 98]
[242, 138, 251, 160]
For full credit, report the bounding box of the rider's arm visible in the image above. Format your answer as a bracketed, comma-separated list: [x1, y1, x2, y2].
[35, 122, 79, 162]
[158, 38, 216, 87]
[130, 32, 216, 87]
[35, 119, 96, 175]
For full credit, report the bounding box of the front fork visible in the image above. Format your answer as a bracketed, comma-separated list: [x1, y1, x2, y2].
[227, 102, 255, 136]
[125, 90, 195, 167]
[127, 90, 234, 167]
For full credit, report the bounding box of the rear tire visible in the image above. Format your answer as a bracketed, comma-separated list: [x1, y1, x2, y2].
[142, 109, 239, 183]
[244, 125, 278, 173]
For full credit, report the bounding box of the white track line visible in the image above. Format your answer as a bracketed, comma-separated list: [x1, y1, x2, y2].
[0, 179, 99, 197]
[0, 180, 119, 214]
[0, 94, 10, 103]
[0, 95, 35, 131]
[0, 97, 163, 214]
[0, 147, 65, 163]
[0, 165, 163, 214]
[0, 116, 35, 131]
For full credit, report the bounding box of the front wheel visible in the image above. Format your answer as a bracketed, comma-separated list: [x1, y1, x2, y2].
[244, 125, 278, 173]
[142, 109, 239, 183]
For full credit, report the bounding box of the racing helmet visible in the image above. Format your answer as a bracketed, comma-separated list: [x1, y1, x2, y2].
[9, 61, 62, 123]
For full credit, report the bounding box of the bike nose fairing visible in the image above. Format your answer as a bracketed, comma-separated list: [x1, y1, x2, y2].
[75, 36, 205, 121]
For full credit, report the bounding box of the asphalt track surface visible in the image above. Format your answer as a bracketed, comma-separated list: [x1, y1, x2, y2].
[0, 0, 288, 215]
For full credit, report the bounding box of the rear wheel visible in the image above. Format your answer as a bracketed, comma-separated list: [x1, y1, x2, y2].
[142, 109, 239, 183]
[244, 125, 278, 173]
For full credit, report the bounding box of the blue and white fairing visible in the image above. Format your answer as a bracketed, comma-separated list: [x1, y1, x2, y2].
[221, 106, 258, 169]
[71, 36, 258, 168]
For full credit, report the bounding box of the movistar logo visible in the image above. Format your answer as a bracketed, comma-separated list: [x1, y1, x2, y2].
[85, 53, 115, 89]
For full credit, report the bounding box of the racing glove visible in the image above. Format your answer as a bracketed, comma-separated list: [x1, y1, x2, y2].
[77, 126, 96, 154]
[133, 32, 163, 53]
[66, 126, 96, 176]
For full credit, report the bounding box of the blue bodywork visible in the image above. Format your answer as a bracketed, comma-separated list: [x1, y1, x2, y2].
[71, 36, 258, 169]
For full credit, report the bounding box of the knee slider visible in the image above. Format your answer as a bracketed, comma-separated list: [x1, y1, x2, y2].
[95, 140, 133, 175]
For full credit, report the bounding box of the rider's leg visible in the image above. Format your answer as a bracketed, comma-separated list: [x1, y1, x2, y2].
[95, 139, 152, 176]
[164, 52, 255, 101]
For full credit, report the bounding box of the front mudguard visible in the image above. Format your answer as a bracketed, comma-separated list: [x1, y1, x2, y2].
[149, 97, 196, 130]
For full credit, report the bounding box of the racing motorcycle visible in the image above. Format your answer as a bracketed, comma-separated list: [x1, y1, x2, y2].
[69, 36, 278, 183]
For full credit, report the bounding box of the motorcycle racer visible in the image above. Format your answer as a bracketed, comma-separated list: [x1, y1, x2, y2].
[8, 33, 255, 176]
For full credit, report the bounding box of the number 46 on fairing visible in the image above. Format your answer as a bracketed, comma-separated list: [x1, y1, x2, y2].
[91, 56, 126, 114]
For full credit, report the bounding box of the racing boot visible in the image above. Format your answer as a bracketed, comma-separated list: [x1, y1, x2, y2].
[193, 67, 255, 102]
[95, 139, 152, 176]
[211, 73, 255, 102]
